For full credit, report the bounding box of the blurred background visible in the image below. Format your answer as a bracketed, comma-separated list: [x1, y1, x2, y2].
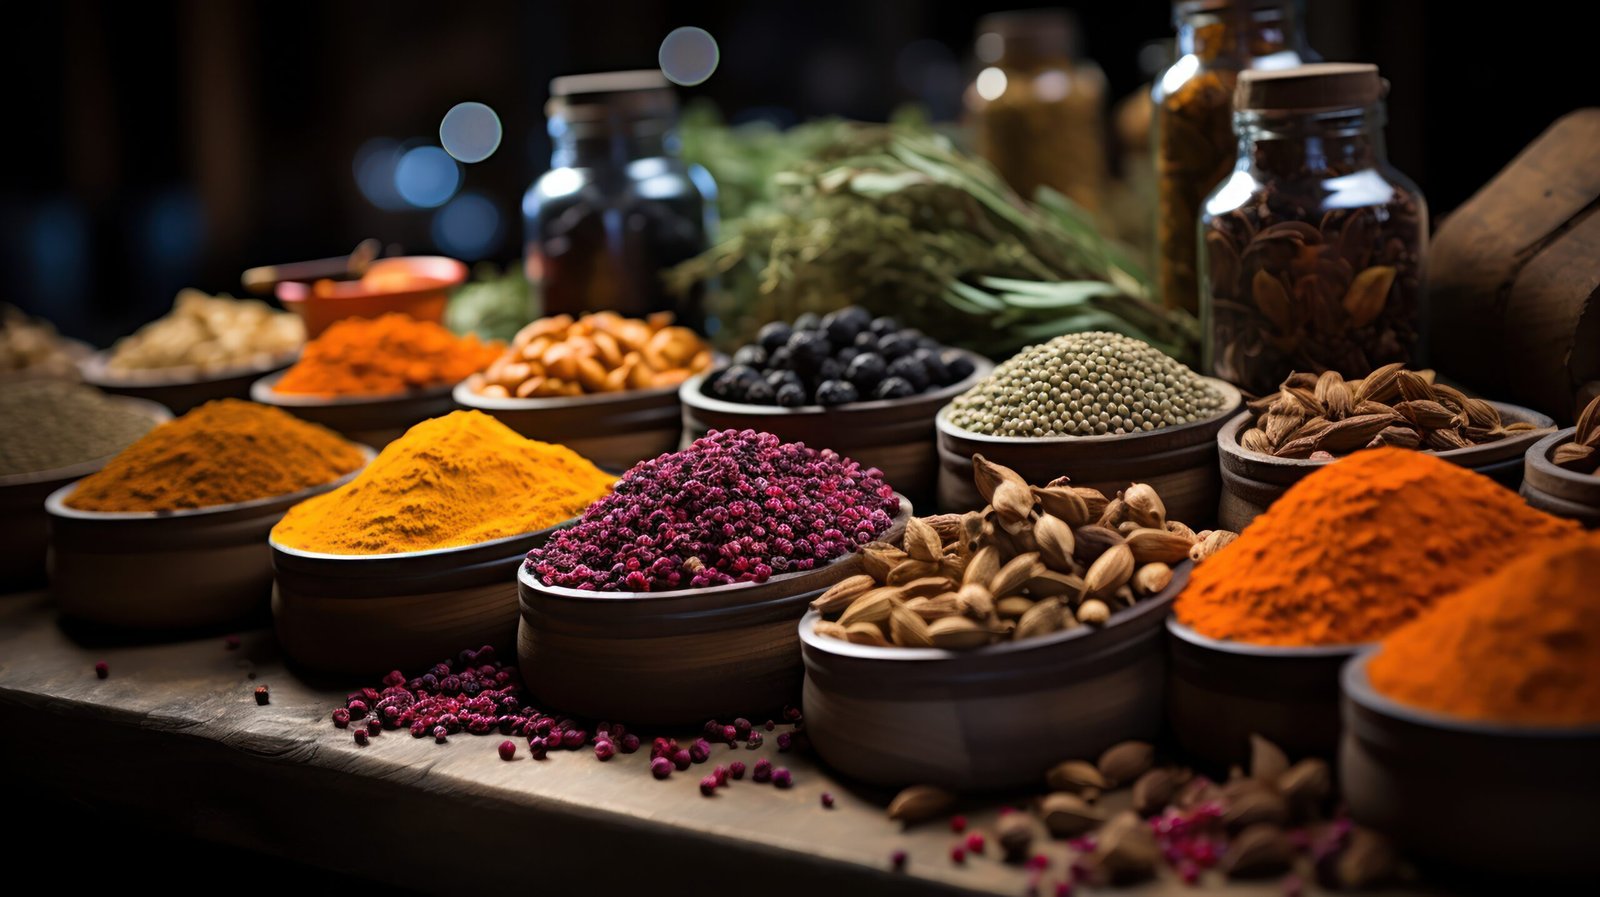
[5, 0, 1595, 345]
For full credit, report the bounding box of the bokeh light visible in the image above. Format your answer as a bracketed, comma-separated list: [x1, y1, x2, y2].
[395, 146, 461, 208]
[353, 138, 407, 211]
[432, 192, 501, 259]
[1034, 70, 1071, 103]
[975, 66, 1008, 102]
[659, 26, 719, 86]
[439, 102, 503, 163]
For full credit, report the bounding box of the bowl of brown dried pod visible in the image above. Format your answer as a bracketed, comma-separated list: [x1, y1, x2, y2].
[1520, 396, 1600, 528]
[1217, 365, 1554, 531]
[799, 455, 1235, 790]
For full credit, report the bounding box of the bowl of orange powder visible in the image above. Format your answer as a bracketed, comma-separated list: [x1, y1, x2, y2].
[276, 256, 467, 338]
[268, 411, 614, 677]
[46, 399, 370, 629]
[251, 312, 500, 448]
[1340, 534, 1600, 882]
[1167, 447, 1581, 769]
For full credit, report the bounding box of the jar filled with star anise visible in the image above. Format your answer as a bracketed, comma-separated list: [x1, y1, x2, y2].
[1200, 63, 1427, 397]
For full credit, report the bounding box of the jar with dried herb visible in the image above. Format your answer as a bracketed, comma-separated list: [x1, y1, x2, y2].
[1200, 63, 1427, 396]
[964, 9, 1108, 213]
[1153, 0, 1315, 314]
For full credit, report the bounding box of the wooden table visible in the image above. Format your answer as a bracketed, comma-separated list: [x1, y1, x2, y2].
[0, 591, 1438, 896]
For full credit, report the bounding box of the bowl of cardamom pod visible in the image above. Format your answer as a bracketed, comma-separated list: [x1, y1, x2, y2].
[1217, 365, 1554, 531]
[799, 456, 1228, 791]
[935, 332, 1239, 523]
[1519, 397, 1600, 528]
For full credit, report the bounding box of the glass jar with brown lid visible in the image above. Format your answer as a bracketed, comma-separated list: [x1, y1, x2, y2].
[964, 9, 1108, 213]
[1153, 0, 1315, 314]
[1199, 63, 1427, 396]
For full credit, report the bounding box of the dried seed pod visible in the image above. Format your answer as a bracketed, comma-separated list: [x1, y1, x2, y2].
[1121, 483, 1166, 528]
[860, 544, 907, 580]
[959, 511, 986, 551]
[1084, 543, 1134, 595]
[961, 545, 999, 587]
[1394, 369, 1434, 403]
[1367, 425, 1422, 449]
[899, 576, 955, 599]
[996, 596, 1035, 618]
[1097, 740, 1155, 787]
[1336, 828, 1403, 888]
[1032, 486, 1091, 527]
[992, 479, 1037, 530]
[956, 583, 994, 618]
[1190, 529, 1238, 563]
[1039, 792, 1103, 837]
[889, 605, 935, 648]
[1425, 427, 1472, 451]
[906, 593, 962, 622]
[1221, 782, 1290, 831]
[1025, 570, 1086, 598]
[903, 517, 943, 563]
[1553, 442, 1597, 470]
[1278, 758, 1331, 820]
[919, 513, 966, 546]
[1132, 562, 1173, 596]
[1223, 824, 1294, 878]
[1072, 525, 1125, 564]
[886, 559, 941, 585]
[1240, 428, 1275, 454]
[1033, 514, 1076, 570]
[839, 588, 902, 627]
[1113, 584, 1136, 607]
[1091, 811, 1160, 884]
[1045, 759, 1107, 794]
[928, 616, 992, 649]
[844, 621, 890, 647]
[1249, 733, 1290, 783]
[1124, 528, 1193, 565]
[1353, 362, 1404, 403]
[990, 552, 1044, 597]
[971, 454, 1026, 505]
[1131, 767, 1186, 816]
[1076, 598, 1111, 625]
[1394, 399, 1457, 429]
[812, 620, 850, 641]
[810, 575, 876, 614]
[1343, 265, 1397, 328]
[996, 812, 1035, 862]
[1165, 519, 1198, 543]
[886, 785, 956, 824]
[1097, 497, 1129, 528]
[1014, 597, 1064, 641]
[937, 555, 967, 582]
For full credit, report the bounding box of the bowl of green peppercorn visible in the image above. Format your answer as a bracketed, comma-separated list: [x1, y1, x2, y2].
[680, 307, 991, 506]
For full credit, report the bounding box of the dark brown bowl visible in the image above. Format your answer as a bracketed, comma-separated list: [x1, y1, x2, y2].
[680, 351, 992, 506]
[251, 370, 457, 448]
[454, 377, 686, 473]
[1166, 618, 1365, 769]
[801, 563, 1190, 791]
[1521, 428, 1600, 528]
[517, 495, 911, 726]
[935, 378, 1242, 523]
[1217, 401, 1556, 532]
[82, 349, 297, 415]
[1341, 651, 1600, 882]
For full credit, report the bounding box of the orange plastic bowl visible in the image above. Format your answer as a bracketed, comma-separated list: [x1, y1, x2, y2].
[277, 256, 467, 337]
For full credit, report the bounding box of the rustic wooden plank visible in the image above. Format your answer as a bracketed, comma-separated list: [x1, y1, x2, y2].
[0, 591, 1443, 896]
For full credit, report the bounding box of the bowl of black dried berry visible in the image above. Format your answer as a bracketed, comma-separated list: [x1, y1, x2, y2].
[681, 307, 991, 505]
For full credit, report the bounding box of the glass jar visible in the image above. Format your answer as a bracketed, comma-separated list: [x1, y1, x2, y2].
[1153, 0, 1314, 313]
[964, 9, 1107, 212]
[1200, 63, 1427, 396]
[523, 70, 717, 333]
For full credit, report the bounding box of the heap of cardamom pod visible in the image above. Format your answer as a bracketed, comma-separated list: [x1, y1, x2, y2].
[1238, 364, 1549, 460]
[1553, 395, 1600, 475]
[810, 455, 1237, 649]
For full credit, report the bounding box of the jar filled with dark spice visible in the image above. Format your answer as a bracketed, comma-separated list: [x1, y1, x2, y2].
[1200, 63, 1427, 396]
[1153, 0, 1315, 314]
[524, 71, 717, 333]
[964, 9, 1108, 213]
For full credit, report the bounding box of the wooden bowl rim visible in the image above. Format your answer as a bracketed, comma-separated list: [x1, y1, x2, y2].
[519, 493, 912, 604]
[1166, 616, 1371, 657]
[453, 370, 687, 412]
[799, 560, 1190, 663]
[1218, 401, 1558, 470]
[680, 349, 993, 418]
[1343, 650, 1600, 739]
[1525, 427, 1598, 486]
[275, 256, 468, 303]
[250, 369, 459, 408]
[81, 347, 300, 389]
[271, 515, 574, 563]
[0, 395, 172, 488]
[934, 376, 1242, 447]
[45, 443, 373, 521]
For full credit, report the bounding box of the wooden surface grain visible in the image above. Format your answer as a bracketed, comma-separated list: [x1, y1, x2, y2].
[0, 590, 1446, 896]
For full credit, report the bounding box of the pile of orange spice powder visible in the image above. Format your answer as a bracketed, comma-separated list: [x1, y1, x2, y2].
[1367, 533, 1600, 726]
[274, 313, 501, 396]
[1175, 447, 1579, 646]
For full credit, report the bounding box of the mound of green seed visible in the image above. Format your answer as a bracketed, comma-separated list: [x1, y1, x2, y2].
[948, 332, 1224, 437]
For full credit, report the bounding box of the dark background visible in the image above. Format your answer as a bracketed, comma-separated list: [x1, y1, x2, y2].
[5, 0, 1596, 345]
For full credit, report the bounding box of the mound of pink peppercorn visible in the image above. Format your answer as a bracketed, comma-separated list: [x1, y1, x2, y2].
[527, 429, 899, 591]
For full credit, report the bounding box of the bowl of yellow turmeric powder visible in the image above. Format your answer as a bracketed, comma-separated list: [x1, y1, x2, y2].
[269, 411, 615, 676]
[45, 400, 371, 629]
[1340, 534, 1600, 883]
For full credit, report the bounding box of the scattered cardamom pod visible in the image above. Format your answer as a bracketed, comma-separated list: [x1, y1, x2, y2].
[971, 453, 1025, 504]
[1045, 759, 1106, 795]
[886, 559, 941, 585]
[1083, 543, 1134, 595]
[902, 516, 942, 563]
[996, 595, 1035, 618]
[1039, 792, 1103, 837]
[1248, 733, 1290, 784]
[1189, 529, 1238, 563]
[1123, 527, 1193, 565]
[956, 582, 994, 618]
[838, 588, 901, 626]
[810, 574, 876, 614]
[1131, 767, 1185, 816]
[1091, 811, 1160, 884]
[1097, 740, 1154, 788]
[1222, 824, 1294, 878]
[1278, 758, 1331, 821]
[1221, 781, 1290, 831]
[886, 784, 956, 824]
[1024, 569, 1086, 598]
[1015, 597, 1064, 641]
[889, 604, 934, 648]
[1033, 513, 1076, 570]
[1335, 827, 1402, 888]
[1076, 598, 1111, 625]
[990, 551, 1044, 597]
[1132, 562, 1173, 596]
[812, 619, 849, 641]
[844, 621, 890, 647]
[1121, 483, 1166, 529]
[1032, 485, 1091, 527]
[961, 544, 999, 588]
[928, 615, 992, 649]
[996, 812, 1035, 862]
[1072, 524, 1125, 564]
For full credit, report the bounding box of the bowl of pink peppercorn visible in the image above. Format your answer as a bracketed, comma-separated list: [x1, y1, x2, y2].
[517, 429, 911, 726]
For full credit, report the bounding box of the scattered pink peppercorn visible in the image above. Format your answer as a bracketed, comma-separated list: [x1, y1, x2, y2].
[353, 729, 370, 746]
[331, 708, 351, 728]
[94, 661, 108, 679]
[561, 729, 586, 750]
[225, 635, 241, 650]
[594, 740, 616, 761]
[820, 792, 835, 808]
[253, 685, 271, 705]
[776, 732, 793, 752]
[673, 749, 693, 771]
[713, 765, 730, 786]
[752, 758, 773, 783]
[1027, 855, 1050, 871]
[433, 726, 449, 744]
[783, 704, 802, 722]
[498, 740, 517, 761]
[951, 846, 966, 865]
[651, 757, 673, 779]
[734, 718, 752, 738]
[771, 767, 793, 789]
[1177, 860, 1200, 885]
[965, 834, 985, 854]
[891, 850, 908, 872]
[764, 720, 776, 732]
[699, 775, 719, 796]
[746, 732, 764, 749]
[619, 733, 641, 754]
[1054, 883, 1072, 897]
[366, 718, 381, 736]
[703, 719, 722, 739]
[690, 739, 712, 763]
[951, 815, 968, 833]
[729, 761, 746, 780]
[528, 736, 548, 759]
[721, 725, 739, 744]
